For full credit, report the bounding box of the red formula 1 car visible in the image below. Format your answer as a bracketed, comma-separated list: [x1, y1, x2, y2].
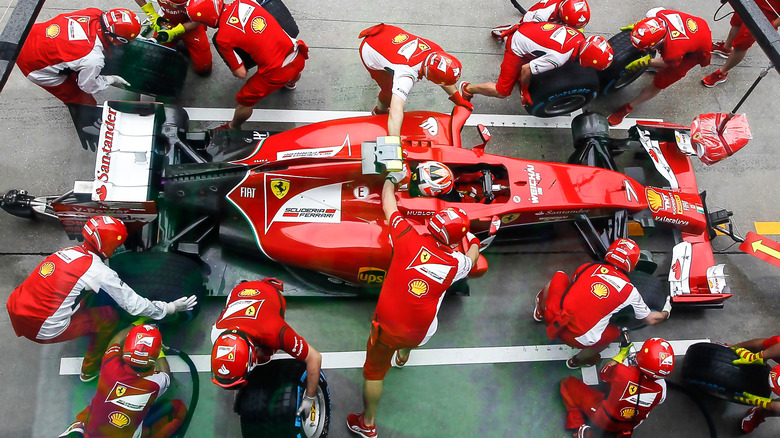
[1, 102, 748, 307]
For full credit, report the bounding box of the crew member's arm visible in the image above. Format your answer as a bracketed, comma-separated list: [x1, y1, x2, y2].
[303, 346, 323, 397]
[732, 338, 780, 364]
[232, 65, 248, 79]
[382, 178, 400, 221]
[387, 94, 405, 136]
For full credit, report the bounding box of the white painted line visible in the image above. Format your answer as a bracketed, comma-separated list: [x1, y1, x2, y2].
[182, 107, 660, 130]
[60, 338, 708, 385]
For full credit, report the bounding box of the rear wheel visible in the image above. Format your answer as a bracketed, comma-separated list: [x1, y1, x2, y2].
[525, 62, 599, 117]
[598, 30, 653, 95]
[682, 342, 772, 403]
[102, 39, 188, 97]
[238, 359, 331, 437]
[108, 251, 205, 326]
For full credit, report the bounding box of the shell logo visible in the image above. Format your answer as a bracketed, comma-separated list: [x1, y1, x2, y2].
[646, 188, 663, 212]
[686, 18, 698, 33]
[109, 411, 130, 428]
[45, 24, 60, 38]
[620, 407, 637, 419]
[39, 261, 56, 278]
[238, 288, 260, 297]
[542, 23, 557, 31]
[392, 33, 409, 44]
[408, 279, 429, 297]
[591, 283, 609, 299]
[251, 17, 266, 33]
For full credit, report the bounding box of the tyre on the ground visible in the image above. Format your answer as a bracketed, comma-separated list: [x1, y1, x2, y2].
[102, 39, 188, 97]
[598, 30, 654, 96]
[261, 0, 299, 38]
[525, 62, 600, 117]
[237, 359, 331, 438]
[108, 251, 205, 325]
[681, 342, 772, 403]
[610, 270, 668, 330]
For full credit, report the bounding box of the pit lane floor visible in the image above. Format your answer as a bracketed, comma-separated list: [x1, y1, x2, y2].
[1, 0, 780, 437]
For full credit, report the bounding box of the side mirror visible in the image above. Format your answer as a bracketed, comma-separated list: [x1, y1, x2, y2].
[473, 124, 491, 156]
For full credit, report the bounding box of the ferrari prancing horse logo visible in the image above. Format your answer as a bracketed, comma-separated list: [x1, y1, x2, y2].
[271, 178, 290, 199]
[420, 250, 431, 263]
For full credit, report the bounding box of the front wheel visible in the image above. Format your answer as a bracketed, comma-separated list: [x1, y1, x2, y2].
[598, 30, 654, 95]
[682, 342, 772, 403]
[525, 62, 600, 117]
[238, 359, 331, 438]
[610, 270, 668, 330]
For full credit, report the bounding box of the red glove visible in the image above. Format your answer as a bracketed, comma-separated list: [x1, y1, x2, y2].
[520, 84, 532, 106]
[449, 91, 474, 111]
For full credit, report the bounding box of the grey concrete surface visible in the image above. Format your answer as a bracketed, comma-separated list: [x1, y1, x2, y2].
[1, 0, 780, 437]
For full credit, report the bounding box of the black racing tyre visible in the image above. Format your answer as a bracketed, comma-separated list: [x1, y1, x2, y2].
[261, 0, 299, 38]
[107, 251, 205, 325]
[238, 359, 331, 438]
[610, 270, 668, 330]
[525, 62, 600, 117]
[598, 30, 652, 95]
[682, 342, 772, 403]
[102, 39, 188, 97]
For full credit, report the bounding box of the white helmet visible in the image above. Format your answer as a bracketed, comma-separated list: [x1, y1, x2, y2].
[414, 161, 454, 197]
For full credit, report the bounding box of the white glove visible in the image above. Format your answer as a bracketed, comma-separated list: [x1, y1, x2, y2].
[166, 295, 198, 314]
[662, 296, 672, 319]
[296, 395, 316, 421]
[105, 75, 131, 87]
[386, 164, 408, 184]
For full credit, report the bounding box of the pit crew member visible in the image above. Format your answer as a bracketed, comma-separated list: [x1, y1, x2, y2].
[187, 0, 308, 130]
[133, 0, 212, 75]
[701, 0, 780, 87]
[6, 216, 197, 382]
[347, 171, 481, 438]
[728, 336, 780, 433]
[358, 23, 471, 136]
[210, 278, 323, 420]
[608, 8, 711, 125]
[491, 0, 592, 42]
[459, 22, 613, 107]
[560, 337, 675, 438]
[16, 8, 139, 106]
[59, 324, 186, 438]
[532, 238, 671, 368]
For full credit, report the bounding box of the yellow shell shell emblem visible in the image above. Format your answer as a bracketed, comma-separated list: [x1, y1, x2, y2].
[591, 283, 609, 299]
[686, 18, 698, 33]
[542, 23, 557, 31]
[621, 407, 637, 419]
[39, 261, 56, 278]
[45, 24, 60, 38]
[109, 411, 130, 428]
[392, 33, 409, 44]
[251, 17, 266, 33]
[646, 188, 663, 212]
[409, 280, 429, 297]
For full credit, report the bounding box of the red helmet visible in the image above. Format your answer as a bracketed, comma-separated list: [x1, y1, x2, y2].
[558, 0, 590, 29]
[187, 0, 224, 28]
[82, 216, 127, 259]
[769, 365, 780, 397]
[415, 161, 454, 197]
[122, 324, 163, 371]
[427, 207, 470, 246]
[102, 9, 141, 45]
[422, 52, 462, 85]
[579, 35, 613, 70]
[631, 17, 667, 51]
[604, 238, 640, 273]
[211, 330, 255, 389]
[636, 338, 675, 379]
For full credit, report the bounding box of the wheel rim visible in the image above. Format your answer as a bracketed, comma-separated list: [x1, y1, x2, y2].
[544, 95, 589, 116]
[610, 68, 646, 91]
[301, 386, 327, 437]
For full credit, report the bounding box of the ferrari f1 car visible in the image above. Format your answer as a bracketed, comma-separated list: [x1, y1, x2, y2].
[0, 102, 749, 306]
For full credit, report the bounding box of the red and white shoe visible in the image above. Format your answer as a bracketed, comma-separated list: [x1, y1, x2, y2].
[741, 407, 766, 433]
[574, 424, 593, 438]
[711, 41, 732, 59]
[458, 81, 473, 101]
[533, 289, 544, 322]
[392, 350, 409, 368]
[608, 104, 633, 126]
[491, 24, 517, 42]
[701, 70, 728, 88]
[347, 413, 378, 438]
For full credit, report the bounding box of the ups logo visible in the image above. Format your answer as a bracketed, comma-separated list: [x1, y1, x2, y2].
[358, 267, 386, 285]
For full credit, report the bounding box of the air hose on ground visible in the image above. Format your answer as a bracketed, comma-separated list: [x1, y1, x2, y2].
[168, 347, 200, 438]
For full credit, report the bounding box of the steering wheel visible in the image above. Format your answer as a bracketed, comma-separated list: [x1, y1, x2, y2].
[481, 170, 495, 204]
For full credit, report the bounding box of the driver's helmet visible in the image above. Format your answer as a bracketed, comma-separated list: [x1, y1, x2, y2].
[769, 365, 780, 396]
[82, 216, 128, 259]
[427, 207, 470, 246]
[604, 238, 640, 273]
[558, 0, 590, 29]
[122, 324, 163, 371]
[578, 35, 613, 70]
[211, 330, 255, 389]
[187, 0, 224, 28]
[101, 8, 141, 45]
[630, 17, 667, 51]
[635, 337, 675, 379]
[422, 52, 462, 86]
[414, 161, 454, 197]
